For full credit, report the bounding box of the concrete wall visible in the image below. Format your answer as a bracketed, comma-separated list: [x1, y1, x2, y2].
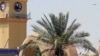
[0, 19, 27, 48]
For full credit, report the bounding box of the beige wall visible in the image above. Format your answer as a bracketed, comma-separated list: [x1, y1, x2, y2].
[0, 0, 27, 48]
[9, 22, 26, 48]
[0, 23, 9, 48]
[0, 21, 26, 48]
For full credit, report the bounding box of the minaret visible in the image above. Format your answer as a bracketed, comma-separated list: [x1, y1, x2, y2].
[0, 0, 27, 48]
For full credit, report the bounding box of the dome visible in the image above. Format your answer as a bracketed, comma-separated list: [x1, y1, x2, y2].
[64, 45, 78, 56]
[19, 32, 78, 56]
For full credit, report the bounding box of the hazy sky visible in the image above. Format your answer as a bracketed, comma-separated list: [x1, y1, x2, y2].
[27, 0, 100, 49]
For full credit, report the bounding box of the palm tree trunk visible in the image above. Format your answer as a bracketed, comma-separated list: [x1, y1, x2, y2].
[55, 45, 64, 56]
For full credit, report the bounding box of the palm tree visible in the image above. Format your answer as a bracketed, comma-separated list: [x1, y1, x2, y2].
[19, 12, 98, 56]
[31, 12, 98, 56]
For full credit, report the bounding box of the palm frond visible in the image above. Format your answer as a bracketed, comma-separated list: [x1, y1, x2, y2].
[58, 13, 65, 36]
[32, 25, 45, 34]
[69, 37, 92, 46]
[19, 41, 37, 50]
[37, 15, 56, 38]
[69, 38, 98, 54]
[41, 49, 50, 54]
[67, 19, 77, 30]
[32, 25, 53, 44]
[83, 46, 99, 56]
[64, 12, 69, 29]
[74, 32, 89, 38]
[50, 14, 60, 36]
[63, 35, 98, 55]
[37, 18, 51, 31]
[66, 23, 80, 37]
[44, 15, 54, 32]
[50, 13, 68, 36]
[62, 23, 80, 44]
[44, 15, 55, 37]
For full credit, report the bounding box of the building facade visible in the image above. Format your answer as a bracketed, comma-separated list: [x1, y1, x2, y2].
[0, 0, 27, 48]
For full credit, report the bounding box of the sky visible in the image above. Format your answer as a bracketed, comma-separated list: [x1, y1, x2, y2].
[27, 0, 100, 50]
